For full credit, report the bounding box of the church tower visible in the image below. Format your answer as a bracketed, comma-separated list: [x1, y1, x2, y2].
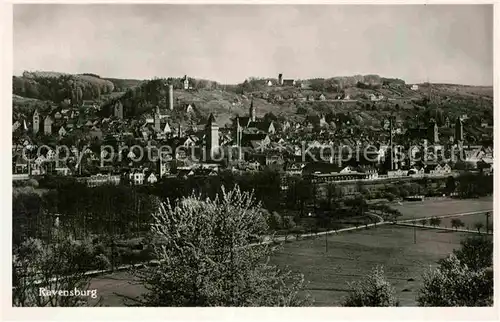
[154, 107, 161, 131]
[455, 117, 464, 143]
[168, 84, 174, 110]
[428, 119, 439, 144]
[249, 98, 256, 122]
[176, 123, 182, 137]
[235, 116, 242, 160]
[206, 113, 219, 160]
[33, 109, 40, 134]
[44, 116, 53, 135]
[114, 101, 123, 119]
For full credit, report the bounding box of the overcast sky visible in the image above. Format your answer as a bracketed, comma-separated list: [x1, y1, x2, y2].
[13, 4, 493, 85]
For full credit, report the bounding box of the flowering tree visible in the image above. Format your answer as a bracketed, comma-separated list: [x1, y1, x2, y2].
[342, 266, 399, 307]
[136, 186, 310, 306]
[417, 254, 493, 306]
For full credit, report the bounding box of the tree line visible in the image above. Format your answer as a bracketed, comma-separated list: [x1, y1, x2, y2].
[13, 72, 115, 103]
[13, 170, 492, 247]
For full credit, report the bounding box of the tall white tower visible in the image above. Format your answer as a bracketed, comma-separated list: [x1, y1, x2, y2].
[33, 109, 40, 134]
[206, 113, 219, 160]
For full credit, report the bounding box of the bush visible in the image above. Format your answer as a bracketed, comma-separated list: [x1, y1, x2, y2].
[384, 193, 396, 202]
[26, 179, 39, 188]
[342, 266, 399, 307]
[417, 254, 492, 306]
[453, 236, 492, 271]
[94, 253, 112, 270]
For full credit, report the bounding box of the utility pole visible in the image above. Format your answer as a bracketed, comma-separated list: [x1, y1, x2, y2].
[413, 219, 417, 244]
[389, 115, 394, 170]
[485, 212, 491, 234]
[325, 218, 329, 253]
[325, 230, 328, 253]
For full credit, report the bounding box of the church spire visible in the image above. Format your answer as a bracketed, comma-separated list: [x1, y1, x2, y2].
[249, 98, 256, 122]
[207, 113, 217, 126]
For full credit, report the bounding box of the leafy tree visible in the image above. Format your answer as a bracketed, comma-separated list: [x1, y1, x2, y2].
[429, 217, 441, 228]
[417, 254, 493, 306]
[421, 219, 428, 227]
[345, 195, 368, 216]
[388, 209, 402, 222]
[135, 186, 310, 306]
[451, 218, 464, 231]
[453, 236, 493, 271]
[266, 211, 282, 233]
[12, 237, 104, 307]
[263, 112, 278, 123]
[342, 266, 399, 307]
[445, 176, 456, 195]
[282, 216, 296, 242]
[474, 222, 484, 234]
[384, 192, 396, 202]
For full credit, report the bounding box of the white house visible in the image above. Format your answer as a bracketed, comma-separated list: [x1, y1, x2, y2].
[12, 121, 21, 132]
[387, 169, 406, 177]
[407, 166, 425, 176]
[185, 104, 195, 114]
[87, 174, 120, 187]
[46, 149, 56, 160]
[129, 171, 145, 185]
[58, 126, 67, 137]
[411, 84, 419, 91]
[163, 122, 172, 134]
[147, 173, 158, 184]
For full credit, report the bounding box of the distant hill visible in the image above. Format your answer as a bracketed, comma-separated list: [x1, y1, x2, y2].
[12, 72, 493, 134]
[100, 75, 491, 129]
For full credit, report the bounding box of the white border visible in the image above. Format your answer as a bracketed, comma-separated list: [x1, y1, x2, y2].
[1, 1, 499, 321]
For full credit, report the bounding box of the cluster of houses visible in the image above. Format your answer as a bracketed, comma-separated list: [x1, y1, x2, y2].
[12, 79, 493, 188]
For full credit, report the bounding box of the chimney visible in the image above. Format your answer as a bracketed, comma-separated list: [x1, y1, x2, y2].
[168, 85, 174, 110]
[278, 73, 283, 86]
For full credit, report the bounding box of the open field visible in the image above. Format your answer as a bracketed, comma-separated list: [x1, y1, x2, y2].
[89, 225, 470, 307]
[390, 196, 493, 220]
[271, 225, 469, 306]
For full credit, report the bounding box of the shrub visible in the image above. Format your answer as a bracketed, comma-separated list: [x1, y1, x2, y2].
[417, 254, 492, 306]
[342, 266, 399, 307]
[26, 179, 39, 188]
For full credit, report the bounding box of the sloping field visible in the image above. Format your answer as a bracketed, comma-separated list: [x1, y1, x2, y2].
[89, 225, 469, 307]
[390, 197, 493, 220]
[271, 225, 468, 306]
